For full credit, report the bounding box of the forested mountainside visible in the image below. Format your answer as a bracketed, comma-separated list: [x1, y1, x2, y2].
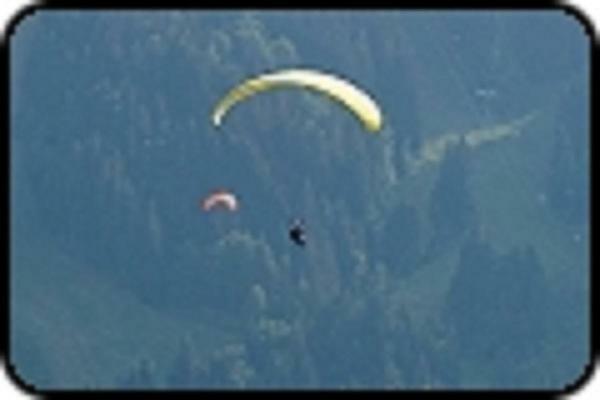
[11, 11, 588, 388]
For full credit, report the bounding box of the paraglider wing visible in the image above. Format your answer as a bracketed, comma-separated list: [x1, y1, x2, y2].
[212, 68, 382, 133]
[202, 190, 238, 212]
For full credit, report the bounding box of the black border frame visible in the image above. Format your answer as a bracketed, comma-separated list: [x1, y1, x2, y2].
[1, 1, 596, 397]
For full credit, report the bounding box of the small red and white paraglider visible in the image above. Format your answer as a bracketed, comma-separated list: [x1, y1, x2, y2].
[201, 189, 239, 212]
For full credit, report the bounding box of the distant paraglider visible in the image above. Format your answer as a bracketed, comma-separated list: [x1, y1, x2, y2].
[212, 68, 383, 133]
[208, 68, 383, 244]
[201, 189, 239, 212]
[289, 218, 307, 247]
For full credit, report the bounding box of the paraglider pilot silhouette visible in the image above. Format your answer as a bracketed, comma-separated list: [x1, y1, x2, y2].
[289, 218, 307, 247]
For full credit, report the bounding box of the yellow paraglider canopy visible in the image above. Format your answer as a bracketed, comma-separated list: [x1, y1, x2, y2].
[212, 68, 383, 133]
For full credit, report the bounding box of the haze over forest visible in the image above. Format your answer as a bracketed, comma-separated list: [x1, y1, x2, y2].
[11, 10, 589, 389]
